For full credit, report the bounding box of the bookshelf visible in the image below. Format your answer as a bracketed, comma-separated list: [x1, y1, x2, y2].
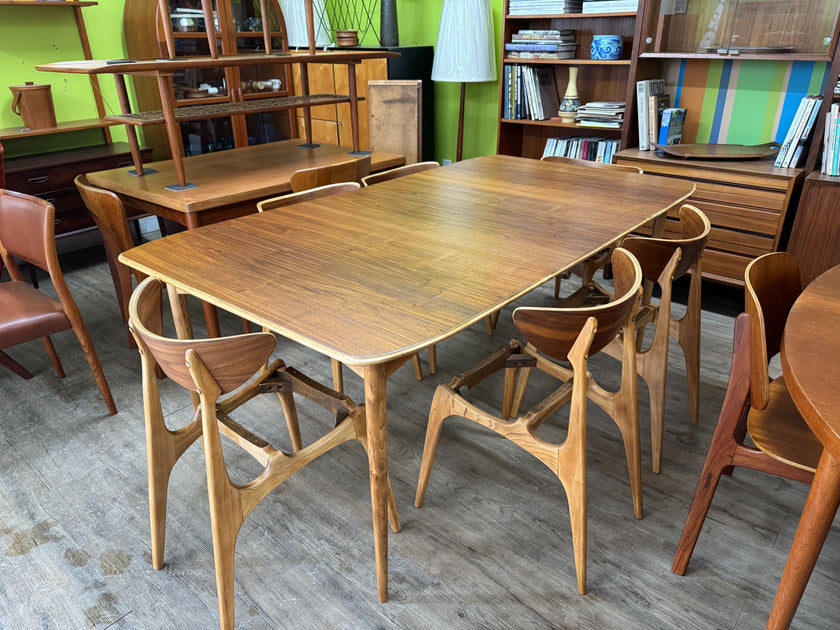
[497, 1, 646, 159]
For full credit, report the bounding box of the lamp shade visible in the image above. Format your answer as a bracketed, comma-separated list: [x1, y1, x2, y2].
[432, 0, 497, 83]
[280, 0, 332, 48]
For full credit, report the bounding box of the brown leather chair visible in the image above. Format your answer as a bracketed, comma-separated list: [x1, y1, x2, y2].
[672, 251, 822, 575]
[75, 174, 147, 347]
[128, 276, 400, 630]
[0, 189, 116, 414]
[360, 161, 439, 186]
[289, 155, 371, 192]
[416, 248, 644, 595]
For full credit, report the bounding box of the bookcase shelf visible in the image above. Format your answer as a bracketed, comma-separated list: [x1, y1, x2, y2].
[497, 0, 642, 160]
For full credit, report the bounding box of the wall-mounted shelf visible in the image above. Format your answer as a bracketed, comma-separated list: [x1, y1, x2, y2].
[0, 118, 117, 141]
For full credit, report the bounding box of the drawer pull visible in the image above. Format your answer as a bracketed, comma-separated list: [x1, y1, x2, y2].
[116, 161, 133, 167]
[54, 218, 62, 226]
[27, 176, 49, 184]
[44, 198, 56, 204]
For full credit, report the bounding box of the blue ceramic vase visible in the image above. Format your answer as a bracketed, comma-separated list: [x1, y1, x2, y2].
[590, 35, 623, 60]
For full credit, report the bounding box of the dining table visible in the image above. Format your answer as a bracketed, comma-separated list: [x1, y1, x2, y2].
[118, 153, 695, 603]
[769, 263, 840, 628]
[89, 139, 404, 336]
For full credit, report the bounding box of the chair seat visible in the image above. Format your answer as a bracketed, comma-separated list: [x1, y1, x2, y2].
[747, 377, 823, 473]
[0, 281, 69, 347]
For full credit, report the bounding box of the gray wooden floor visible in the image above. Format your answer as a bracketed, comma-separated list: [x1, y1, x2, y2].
[2, 245, 839, 629]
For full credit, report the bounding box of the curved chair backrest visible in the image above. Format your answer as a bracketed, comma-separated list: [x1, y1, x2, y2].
[513, 247, 643, 361]
[621, 204, 710, 283]
[744, 252, 802, 411]
[541, 155, 644, 174]
[0, 189, 55, 273]
[257, 182, 360, 213]
[290, 155, 371, 193]
[128, 277, 276, 394]
[361, 161, 440, 186]
[75, 174, 146, 323]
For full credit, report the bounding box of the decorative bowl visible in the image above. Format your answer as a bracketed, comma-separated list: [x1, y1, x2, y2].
[590, 35, 623, 60]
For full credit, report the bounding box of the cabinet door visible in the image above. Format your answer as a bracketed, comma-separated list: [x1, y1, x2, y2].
[643, 0, 840, 55]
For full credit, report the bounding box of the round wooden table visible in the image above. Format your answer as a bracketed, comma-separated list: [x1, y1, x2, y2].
[769, 263, 840, 628]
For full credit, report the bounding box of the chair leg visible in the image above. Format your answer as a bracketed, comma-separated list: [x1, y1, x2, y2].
[415, 385, 455, 508]
[553, 275, 562, 299]
[68, 321, 116, 414]
[0, 349, 34, 379]
[331, 358, 344, 395]
[40, 335, 65, 378]
[275, 388, 303, 452]
[210, 511, 240, 630]
[428, 344, 437, 375]
[412, 353, 423, 380]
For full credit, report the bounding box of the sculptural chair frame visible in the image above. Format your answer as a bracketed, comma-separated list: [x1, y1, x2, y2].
[289, 155, 371, 192]
[128, 277, 400, 630]
[0, 189, 116, 414]
[415, 248, 643, 595]
[671, 251, 821, 576]
[360, 161, 440, 186]
[602, 204, 710, 474]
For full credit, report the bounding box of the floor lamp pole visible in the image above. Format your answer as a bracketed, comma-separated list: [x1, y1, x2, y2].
[457, 81, 466, 162]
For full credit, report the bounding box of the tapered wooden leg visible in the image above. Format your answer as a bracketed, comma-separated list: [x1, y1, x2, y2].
[276, 389, 303, 452]
[1, 349, 33, 379]
[363, 363, 390, 602]
[69, 321, 116, 414]
[415, 385, 453, 508]
[331, 358, 344, 395]
[40, 335, 65, 378]
[428, 345, 437, 375]
[411, 354, 423, 380]
[767, 450, 840, 630]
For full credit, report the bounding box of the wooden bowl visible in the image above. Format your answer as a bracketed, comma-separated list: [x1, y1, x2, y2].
[336, 30, 359, 47]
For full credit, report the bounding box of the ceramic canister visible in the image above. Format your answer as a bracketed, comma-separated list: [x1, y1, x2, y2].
[590, 35, 623, 60]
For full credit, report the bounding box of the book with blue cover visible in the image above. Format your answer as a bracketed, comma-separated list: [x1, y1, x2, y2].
[658, 107, 686, 146]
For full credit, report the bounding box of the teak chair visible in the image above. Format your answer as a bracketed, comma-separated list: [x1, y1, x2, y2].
[128, 277, 400, 630]
[75, 174, 147, 347]
[360, 161, 440, 186]
[540, 155, 644, 302]
[603, 204, 710, 474]
[672, 252, 822, 576]
[0, 189, 116, 414]
[415, 248, 644, 595]
[289, 155, 371, 193]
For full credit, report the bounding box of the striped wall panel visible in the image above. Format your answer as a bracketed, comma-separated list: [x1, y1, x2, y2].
[663, 59, 830, 144]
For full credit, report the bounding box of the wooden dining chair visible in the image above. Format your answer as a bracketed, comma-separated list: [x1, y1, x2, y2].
[289, 155, 371, 193]
[602, 204, 710, 474]
[75, 174, 148, 347]
[671, 252, 822, 576]
[256, 181, 360, 212]
[0, 189, 116, 414]
[128, 276, 400, 630]
[541, 155, 644, 302]
[360, 161, 440, 186]
[415, 247, 644, 595]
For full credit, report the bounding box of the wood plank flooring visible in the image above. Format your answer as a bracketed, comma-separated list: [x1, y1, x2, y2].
[2, 247, 839, 629]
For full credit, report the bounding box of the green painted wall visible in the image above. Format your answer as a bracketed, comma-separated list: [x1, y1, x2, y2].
[0, 1, 504, 161]
[0, 2, 130, 156]
[395, 0, 503, 162]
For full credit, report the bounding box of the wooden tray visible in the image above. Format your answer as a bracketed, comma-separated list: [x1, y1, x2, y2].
[654, 142, 781, 160]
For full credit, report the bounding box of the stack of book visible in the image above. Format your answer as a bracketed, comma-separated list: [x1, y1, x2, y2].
[506, 28, 577, 60]
[775, 94, 821, 169]
[582, 0, 639, 12]
[635, 78, 667, 150]
[509, 0, 583, 15]
[502, 64, 561, 121]
[542, 136, 621, 163]
[819, 101, 840, 175]
[575, 101, 625, 128]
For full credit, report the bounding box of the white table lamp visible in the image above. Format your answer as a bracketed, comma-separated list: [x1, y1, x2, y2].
[432, 0, 497, 162]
